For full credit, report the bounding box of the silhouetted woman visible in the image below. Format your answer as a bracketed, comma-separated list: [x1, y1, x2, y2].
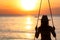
[35, 15, 56, 40]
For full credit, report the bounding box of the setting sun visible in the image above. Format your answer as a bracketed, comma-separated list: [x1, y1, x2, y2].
[20, 0, 38, 10]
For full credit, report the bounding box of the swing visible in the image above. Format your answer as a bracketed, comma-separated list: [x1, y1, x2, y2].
[34, 0, 57, 40]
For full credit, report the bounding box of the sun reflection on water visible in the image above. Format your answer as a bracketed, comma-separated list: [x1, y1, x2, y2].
[0, 16, 60, 40]
[24, 16, 35, 39]
[0, 16, 36, 39]
[26, 25, 31, 30]
[26, 16, 32, 24]
[25, 16, 33, 30]
[24, 33, 34, 39]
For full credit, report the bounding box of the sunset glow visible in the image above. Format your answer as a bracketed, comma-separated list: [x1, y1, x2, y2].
[20, 0, 38, 10]
[0, 0, 60, 15]
[0, 0, 60, 39]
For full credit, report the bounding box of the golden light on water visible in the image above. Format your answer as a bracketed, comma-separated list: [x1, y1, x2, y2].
[24, 16, 34, 30]
[26, 25, 31, 30]
[25, 16, 32, 30]
[26, 33, 31, 37]
[26, 16, 32, 24]
[15, 16, 36, 39]
[25, 33, 33, 38]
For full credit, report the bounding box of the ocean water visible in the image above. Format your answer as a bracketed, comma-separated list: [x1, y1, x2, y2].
[0, 16, 60, 40]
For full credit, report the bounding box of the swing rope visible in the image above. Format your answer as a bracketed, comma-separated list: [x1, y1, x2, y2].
[48, 0, 54, 27]
[48, 0, 57, 40]
[34, 0, 56, 40]
[36, 0, 42, 27]
[36, 0, 54, 27]
[34, 0, 42, 40]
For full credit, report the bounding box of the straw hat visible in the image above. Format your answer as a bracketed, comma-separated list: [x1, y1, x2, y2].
[41, 15, 49, 21]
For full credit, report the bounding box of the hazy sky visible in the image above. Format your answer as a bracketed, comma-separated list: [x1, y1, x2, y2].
[0, 0, 60, 15]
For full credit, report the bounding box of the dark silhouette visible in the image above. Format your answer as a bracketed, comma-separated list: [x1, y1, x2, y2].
[35, 15, 56, 40]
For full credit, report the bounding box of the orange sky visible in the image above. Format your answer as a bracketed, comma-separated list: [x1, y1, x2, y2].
[0, 0, 60, 15]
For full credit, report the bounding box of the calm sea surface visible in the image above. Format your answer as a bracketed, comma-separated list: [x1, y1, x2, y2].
[0, 16, 60, 40]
